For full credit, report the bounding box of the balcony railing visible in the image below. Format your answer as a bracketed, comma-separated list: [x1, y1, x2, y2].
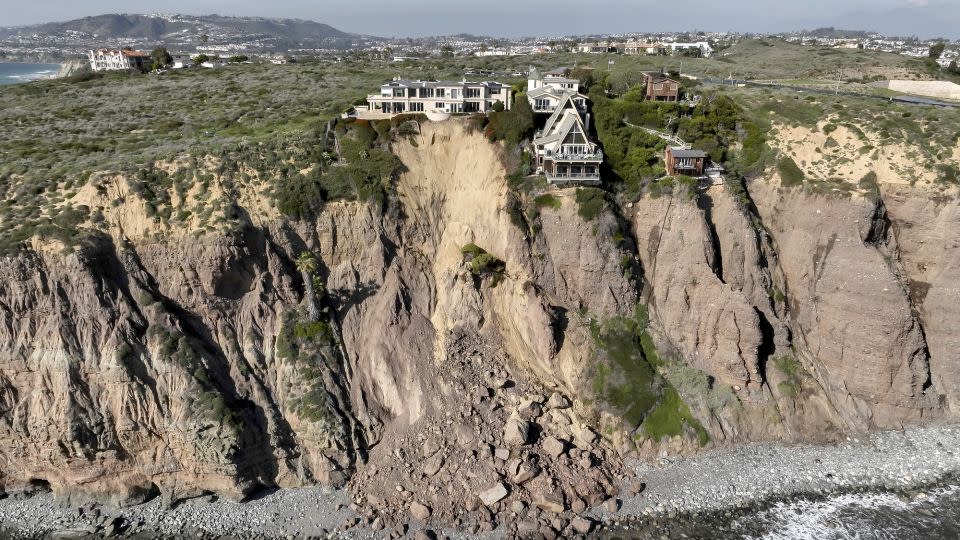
[544, 150, 604, 162]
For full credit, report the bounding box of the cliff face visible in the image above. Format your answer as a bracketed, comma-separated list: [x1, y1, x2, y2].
[0, 119, 955, 508]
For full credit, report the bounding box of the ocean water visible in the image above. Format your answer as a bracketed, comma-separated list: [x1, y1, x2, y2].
[0, 63, 61, 85]
[606, 484, 960, 539]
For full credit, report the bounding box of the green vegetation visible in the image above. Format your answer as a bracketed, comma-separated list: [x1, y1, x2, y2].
[275, 307, 346, 428]
[590, 85, 768, 199]
[590, 304, 709, 446]
[461, 243, 506, 282]
[574, 187, 605, 221]
[777, 156, 805, 187]
[773, 355, 804, 397]
[533, 193, 562, 210]
[485, 92, 535, 145]
[151, 47, 172, 71]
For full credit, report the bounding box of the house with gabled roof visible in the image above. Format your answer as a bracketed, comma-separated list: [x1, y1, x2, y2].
[643, 71, 681, 102]
[532, 94, 602, 185]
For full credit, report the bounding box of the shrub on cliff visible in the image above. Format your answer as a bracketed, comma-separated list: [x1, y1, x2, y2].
[777, 156, 805, 187]
[574, 187, 605, 221]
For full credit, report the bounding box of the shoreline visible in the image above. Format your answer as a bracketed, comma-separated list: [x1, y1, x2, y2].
[592, 424, 960, 537]
[0, 425, 958, 538]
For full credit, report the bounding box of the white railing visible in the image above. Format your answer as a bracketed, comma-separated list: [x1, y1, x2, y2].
[549, 151, 604, 161]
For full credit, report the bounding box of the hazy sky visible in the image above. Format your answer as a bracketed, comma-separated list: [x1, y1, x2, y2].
[5, 0, 959, 38]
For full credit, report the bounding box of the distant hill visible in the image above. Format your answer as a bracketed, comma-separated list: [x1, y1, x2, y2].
[0, 13, 360, 54]
[801, 27, 874, 39]
[18, 14, 350, 40]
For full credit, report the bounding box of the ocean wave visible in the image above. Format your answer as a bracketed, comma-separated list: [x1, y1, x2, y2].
[735, 486, 960, 540]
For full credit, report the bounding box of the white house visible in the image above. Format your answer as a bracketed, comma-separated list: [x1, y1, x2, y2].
[87, 48, 151, 72]
[532, 94, 602, 185]
[367, 78, 512, 116]
[526, 67, 588, 114]
[665, 41, 714, 57]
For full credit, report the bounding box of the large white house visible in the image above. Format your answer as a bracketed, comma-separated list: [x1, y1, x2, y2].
[87, 49, 151, 72]
[532, 94, 602, 185]
[366, 78, 512, 116]
[526, 67, 588, 114]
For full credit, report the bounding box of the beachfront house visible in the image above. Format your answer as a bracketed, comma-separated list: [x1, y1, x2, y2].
[526, 67, 588, 114]
[366, 78, 512, 116]
[665, 147, 707, 176]
[532, 95, 603, 185]
[87, 49, 151, 72]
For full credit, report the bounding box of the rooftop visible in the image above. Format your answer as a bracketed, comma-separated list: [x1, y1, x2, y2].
[670, 148, 708, 158]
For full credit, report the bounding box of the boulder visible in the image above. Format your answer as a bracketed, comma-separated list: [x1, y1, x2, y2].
[547, 393, 571, 409]
[570, 424, 598, 447]
[517, 399, 543, 419]
[478, 482, 509, 506]
[409, 501, 432, 520]
[504, 417, 531, 446]
[542, 436, 566, 459]
[512, 463, 541, 484]
[534, 492, 566, 513]
[571, 517, 595, 534]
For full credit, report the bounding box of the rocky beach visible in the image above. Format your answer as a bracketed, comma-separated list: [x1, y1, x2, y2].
[0, 425, 958, 539]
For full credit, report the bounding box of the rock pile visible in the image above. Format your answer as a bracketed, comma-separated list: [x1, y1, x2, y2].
[345, 332, 629, 538]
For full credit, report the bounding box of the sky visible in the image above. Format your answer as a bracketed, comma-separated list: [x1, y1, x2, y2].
[4, 0, 959, 39]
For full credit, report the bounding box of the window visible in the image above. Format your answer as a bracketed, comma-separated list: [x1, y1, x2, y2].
[435, 102, 445, 109]
[535, 98, 551, 110]
[436, 88, 446, 97]
[410, 102, 424, 112]
[393, 88, 405, 97]
[419, 88, 434, 98]
[465, 88, 481, 98]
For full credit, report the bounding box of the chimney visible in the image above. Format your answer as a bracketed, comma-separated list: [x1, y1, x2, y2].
[585, 113, 591, 134]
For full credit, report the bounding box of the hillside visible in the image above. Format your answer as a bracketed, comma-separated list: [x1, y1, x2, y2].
[16, 14, 352, 41]
[0, 14, 360, 58]
[0, 54, 958, 537]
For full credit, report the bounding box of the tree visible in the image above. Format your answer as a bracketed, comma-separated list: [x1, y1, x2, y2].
[949, 60, 960, 75]
[193, 54, 210, 66]
[929, 42, 946, 59]
[151, 47, 172, 71]
[295, 252, 321, 322]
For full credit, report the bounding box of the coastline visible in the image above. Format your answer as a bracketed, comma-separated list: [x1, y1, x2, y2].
[0, 62, 62, 85]
[0, 425, 958, 538]
[594, 424, 960, 538]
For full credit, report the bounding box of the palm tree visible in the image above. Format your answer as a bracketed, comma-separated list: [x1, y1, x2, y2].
[295, 251, 320, 322]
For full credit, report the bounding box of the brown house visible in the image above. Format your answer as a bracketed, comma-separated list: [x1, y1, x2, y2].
[644, 72, 680, 102]
[665, 147, 707, 176]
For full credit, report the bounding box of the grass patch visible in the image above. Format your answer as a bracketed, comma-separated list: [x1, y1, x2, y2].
[534, 193, 562, 210]
[590, 304, 709, 446]
[777, 155, 805, 187]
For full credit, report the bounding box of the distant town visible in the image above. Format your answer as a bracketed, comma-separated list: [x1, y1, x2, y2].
[0, 14, 957, 72]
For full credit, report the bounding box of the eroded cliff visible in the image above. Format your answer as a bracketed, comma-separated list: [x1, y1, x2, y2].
[0, 118, 956, 527]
